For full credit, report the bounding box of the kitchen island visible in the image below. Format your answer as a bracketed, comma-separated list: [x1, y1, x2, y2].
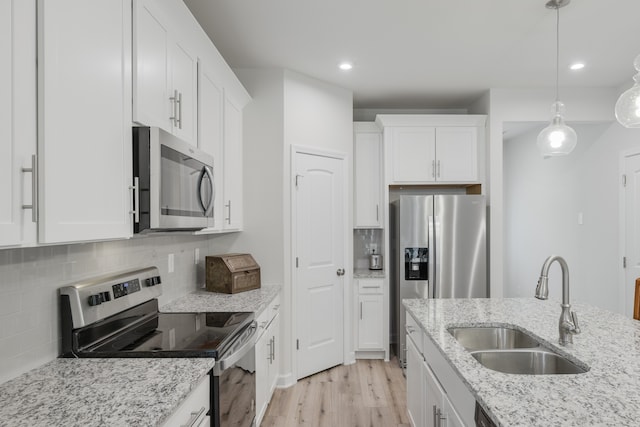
[404, 297, 640, 426]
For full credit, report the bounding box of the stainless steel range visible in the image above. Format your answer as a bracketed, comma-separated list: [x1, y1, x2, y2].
[59, 266, 257, 427]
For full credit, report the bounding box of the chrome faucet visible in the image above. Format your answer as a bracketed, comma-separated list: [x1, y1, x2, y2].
[535, 255, 580, 345]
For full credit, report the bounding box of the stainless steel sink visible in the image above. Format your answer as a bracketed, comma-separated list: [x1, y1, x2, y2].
[448, 325, 589, 375]
[471, 349, 589, 375]
[448, 326, 540, 351]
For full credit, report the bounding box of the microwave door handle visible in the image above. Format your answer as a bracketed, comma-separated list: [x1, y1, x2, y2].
[197, 166, 214, 216]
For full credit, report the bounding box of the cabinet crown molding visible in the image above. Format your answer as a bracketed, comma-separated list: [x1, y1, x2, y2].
[375, 114, 486, 129]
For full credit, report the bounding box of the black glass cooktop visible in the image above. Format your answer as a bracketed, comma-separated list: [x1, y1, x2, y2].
[73, 306, 254, 359]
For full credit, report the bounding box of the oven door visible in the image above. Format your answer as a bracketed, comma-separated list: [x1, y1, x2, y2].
[212, 321, 257, 427]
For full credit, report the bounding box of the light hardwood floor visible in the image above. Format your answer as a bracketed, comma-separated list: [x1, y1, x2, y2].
[260, 358, 410, 427]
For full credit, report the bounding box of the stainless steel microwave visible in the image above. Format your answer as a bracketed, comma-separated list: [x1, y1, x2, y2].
[132, 127, 214, 233]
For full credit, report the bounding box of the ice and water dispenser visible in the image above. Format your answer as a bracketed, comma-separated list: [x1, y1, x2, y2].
[404, 247, 428, 280]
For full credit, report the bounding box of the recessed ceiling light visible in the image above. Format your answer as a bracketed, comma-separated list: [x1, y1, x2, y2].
[338, 62, 353, 71]
[569, 62, 585, 70]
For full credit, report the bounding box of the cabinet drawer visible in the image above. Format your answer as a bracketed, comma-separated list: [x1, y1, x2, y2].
[358, 278, 383, 294]
[406, 312, 423, 356]
[161, 373, 210, 427]
[257, 294, 281, 337]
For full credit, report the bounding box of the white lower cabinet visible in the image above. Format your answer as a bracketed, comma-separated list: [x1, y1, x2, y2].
[424, 360, 464, 427]
[406, 314, 475, 427]
[255, 295, 281, 426]
[407, 338, 424, 427]
[355, 278, 386, 357]
[161, 373, 210, 427]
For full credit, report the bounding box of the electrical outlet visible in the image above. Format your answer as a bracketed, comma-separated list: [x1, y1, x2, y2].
[195, 248, 200, 265]
[168, 253, 174, 273]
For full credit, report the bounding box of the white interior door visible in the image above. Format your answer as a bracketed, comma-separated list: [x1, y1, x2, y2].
[294, 151, 345, 379]
[624, 153, 640, 317]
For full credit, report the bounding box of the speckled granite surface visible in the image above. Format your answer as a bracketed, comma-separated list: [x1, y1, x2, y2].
[161, 284, 281, 315]
[353, 269, 386, 279]
[404, 298, 640, 427]
[0, 358, 215, 427]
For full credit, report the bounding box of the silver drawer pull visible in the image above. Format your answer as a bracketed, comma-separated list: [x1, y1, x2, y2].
[362, 286, 379, 288]
[182, 406, 206, 427]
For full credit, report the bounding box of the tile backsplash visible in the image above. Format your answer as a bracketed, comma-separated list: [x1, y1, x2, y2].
[353, 228, 383, 270]
[0, 234, 228, 384]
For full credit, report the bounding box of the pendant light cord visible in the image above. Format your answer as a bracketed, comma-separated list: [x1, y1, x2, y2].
[555, 5, 560, 103]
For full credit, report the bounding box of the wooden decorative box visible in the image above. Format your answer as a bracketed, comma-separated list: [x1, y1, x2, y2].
[205, 253, 261, 294]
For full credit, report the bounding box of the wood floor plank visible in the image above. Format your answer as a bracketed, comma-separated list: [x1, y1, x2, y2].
[262, 357, 407, 427]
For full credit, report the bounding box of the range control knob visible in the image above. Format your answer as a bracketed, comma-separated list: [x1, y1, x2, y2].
[88, 294, 103, 306]
[101, 291, 111, 302]
[145, 276, 162, 287]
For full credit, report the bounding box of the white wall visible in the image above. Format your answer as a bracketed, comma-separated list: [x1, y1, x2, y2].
[228, 68, 353, 386]
[485, 87, 619, 298]
[504, 123, 617, 308]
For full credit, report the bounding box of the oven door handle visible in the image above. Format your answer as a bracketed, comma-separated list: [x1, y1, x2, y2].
[215, 321, 258, 373]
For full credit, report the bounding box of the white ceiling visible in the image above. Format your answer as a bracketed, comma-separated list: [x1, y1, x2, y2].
[184, 0, 640, 109]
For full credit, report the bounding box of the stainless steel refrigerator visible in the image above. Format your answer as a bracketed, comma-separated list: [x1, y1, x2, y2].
[391, 194, 487, 368]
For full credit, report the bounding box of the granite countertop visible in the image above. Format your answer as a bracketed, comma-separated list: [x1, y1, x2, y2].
[353, 269, 385, 278]
[404, 298, 640, 427]
[161, 284, 281, 315]
[0, 358, 215, 427]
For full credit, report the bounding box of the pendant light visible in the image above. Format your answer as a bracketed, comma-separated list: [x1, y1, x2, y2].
[536, 0, 577, 157]
[615, 54, 640, 128]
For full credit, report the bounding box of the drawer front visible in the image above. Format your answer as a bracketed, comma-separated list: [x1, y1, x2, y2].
[406, 312, 423, 356]
[358, 278, 383, 294]
[231, 270, 261, 292]
[161, 374, 210, 427]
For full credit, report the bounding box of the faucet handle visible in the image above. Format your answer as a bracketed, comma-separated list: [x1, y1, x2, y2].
[571, 311, 581, 334]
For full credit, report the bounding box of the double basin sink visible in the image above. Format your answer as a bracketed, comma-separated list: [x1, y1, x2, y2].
[448, 325, 589, 375]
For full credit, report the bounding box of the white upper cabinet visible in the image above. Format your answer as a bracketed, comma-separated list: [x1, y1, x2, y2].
[435, 127, 478, 182]
[0, 0, 37, 247]
[223, 96, 244, 231]
[197, 62, 224, 231]
[376, 115, 486, 186]
[354, 123, 383, 228]
[133, 0, 197, 146]
[390, 126, 436, 183]
[37, 0, 132, 244]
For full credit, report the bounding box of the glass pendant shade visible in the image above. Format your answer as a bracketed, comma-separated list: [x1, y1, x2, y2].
[537, 101, 577, 157]
[615, 55, 640, 128]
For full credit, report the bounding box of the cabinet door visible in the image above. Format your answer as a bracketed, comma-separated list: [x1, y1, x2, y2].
[354, 130, 382, 228]
[170, 39, 197, 145]
[424, 361, 445, 427]
[391, 127, 436, 183]
[435, 127, 478, 182]
[255, 329, 270, 424]
[267, 313, 280, 396]
[358, 294, 384, 350]
[38, 0, 132, 243]
[223, 97, 243, 231]
[197, 62, 224, 230]
[132, 0, 170, 131]
[441, 395, 466, 427]
[0, 0, 36, 247]
[407, 338, 424, 427]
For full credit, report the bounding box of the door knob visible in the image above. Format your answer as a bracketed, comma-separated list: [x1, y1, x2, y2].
[336, 268, 345, 276]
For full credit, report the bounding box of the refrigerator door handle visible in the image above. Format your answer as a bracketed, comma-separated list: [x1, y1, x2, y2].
[428, 213, 436, 299]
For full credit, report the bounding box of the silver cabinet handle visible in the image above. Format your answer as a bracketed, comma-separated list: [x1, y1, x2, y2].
[336, 268, 345, 276]
[129, 176, 140, 223]
[437, 160, 441, 178]
[432, 160, 436, 178]
[362, 285, 379, 289]
[376, 204, 379, 221]
[225, 200, 232, 224]
[433, 405, 438, 427]
[177, 91, 183, 129]
[182, 406, 206, 427]
[21, 154, 38, 222]
[271, 335, 276, 363]
[169, 89, 178, 126]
